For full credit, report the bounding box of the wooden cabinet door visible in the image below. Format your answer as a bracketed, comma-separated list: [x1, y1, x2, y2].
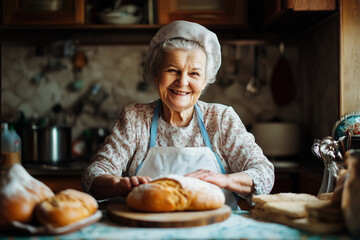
[339, 0, 360, 116]
[157, 0, 247, 27]
[2, 0, 85, 25]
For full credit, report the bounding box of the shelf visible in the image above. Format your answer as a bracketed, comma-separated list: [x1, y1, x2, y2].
[0, 24, 245, 45]
[0, 24, 161, 30]
[0, 23, 301, 46]
[0, 24, 162, 45]
[0, 0, 339, 45]
[0, 23, 251, 31]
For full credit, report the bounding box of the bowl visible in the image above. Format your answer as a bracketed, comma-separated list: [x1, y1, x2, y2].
[99, 5, 142, 24]
[332, 111, 360, 140]
[251, 122, 301, 157]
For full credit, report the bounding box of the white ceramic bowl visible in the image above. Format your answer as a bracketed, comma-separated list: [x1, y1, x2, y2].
[99, 5, 142, 24]
[251, 122, 301, 157]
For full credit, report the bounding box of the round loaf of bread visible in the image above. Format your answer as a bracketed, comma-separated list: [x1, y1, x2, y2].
[126, 174, 225, 212]
[36, 189, 98, 227]
[0, 164, 54, 228]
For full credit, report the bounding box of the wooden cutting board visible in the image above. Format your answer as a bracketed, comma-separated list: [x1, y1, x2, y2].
[107, 203, 231, 228]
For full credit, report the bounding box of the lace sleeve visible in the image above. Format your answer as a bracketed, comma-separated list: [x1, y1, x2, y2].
[219, 107, 275, 198]
[81, 105, 138, 193]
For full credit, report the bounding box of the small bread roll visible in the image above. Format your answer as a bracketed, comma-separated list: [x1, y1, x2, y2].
[0, 164, 54, 228]
[126, 174, 225, 212]
[36, 189, 98, 227]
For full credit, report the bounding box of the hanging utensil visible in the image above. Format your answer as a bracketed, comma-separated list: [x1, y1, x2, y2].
[270, 42, 296, 106]
[246, 45, 262, 95]
[69, 51, 87, 91]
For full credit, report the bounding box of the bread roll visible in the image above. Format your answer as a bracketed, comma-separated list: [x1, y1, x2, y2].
[126, 174, 225, 212]
[36, 189, 98, 227]
[0, 164, 54, 228]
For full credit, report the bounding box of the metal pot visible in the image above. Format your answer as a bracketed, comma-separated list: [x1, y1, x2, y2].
[85, 127, 110, 161]
[21, 126, 72, 165]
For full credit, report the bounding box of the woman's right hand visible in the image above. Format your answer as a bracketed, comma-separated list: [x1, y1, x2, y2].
[90, 175, 151, 200]
[116, 176, 152, 196]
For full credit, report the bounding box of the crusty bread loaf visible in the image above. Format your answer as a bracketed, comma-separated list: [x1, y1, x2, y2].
[126, 174, 225, 212]
[0, 164, 54, 228]
[36, 189, 98, 227]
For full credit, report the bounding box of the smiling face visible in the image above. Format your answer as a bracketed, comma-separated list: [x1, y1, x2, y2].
[154, 48, 207, 114]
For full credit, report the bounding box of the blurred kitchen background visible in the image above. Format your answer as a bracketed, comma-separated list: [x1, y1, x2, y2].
[2, 43, 301, 140]
[1, 0, 358, 195]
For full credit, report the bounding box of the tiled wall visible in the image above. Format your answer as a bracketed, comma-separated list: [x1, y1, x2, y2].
[2, 43, 300, 140]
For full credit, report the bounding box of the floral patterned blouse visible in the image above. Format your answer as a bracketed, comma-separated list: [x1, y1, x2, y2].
[81, 100, 274, 200]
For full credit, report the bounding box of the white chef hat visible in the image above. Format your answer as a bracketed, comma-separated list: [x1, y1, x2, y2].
[143, 20, 221, 84]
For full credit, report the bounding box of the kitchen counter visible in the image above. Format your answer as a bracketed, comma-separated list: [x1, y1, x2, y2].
[24, 160, 88, 176]
[0, 210, 353, 240]
[20, 161, 88, 193]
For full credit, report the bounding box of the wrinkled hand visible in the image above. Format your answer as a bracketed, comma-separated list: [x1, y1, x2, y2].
[117, 176, 151, 196]
[185, 169, 229, 189]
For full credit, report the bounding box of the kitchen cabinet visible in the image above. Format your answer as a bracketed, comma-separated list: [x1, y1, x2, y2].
[339, 0, 360, 116]
[263, 0, 337, 30]
[299, 169, 322, 196]
[157, 0, 248, 27]
[271, 169, 299, 194]
[2, 0, 85, 25]
[0, 0, 340, 44]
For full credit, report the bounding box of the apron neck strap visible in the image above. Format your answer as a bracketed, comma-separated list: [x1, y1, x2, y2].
[195, 104, 227, 175]
[149, 99, 161, 148]
[194, 103, 213, 150]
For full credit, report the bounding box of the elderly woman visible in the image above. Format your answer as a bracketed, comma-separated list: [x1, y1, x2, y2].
[82, 20, 274, 210]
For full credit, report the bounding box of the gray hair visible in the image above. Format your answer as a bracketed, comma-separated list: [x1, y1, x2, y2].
[143, 37, 217, 85]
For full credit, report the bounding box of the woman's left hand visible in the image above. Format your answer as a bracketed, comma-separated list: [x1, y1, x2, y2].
[186, 169, 255, 197]
[185, 169, 230, 189]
